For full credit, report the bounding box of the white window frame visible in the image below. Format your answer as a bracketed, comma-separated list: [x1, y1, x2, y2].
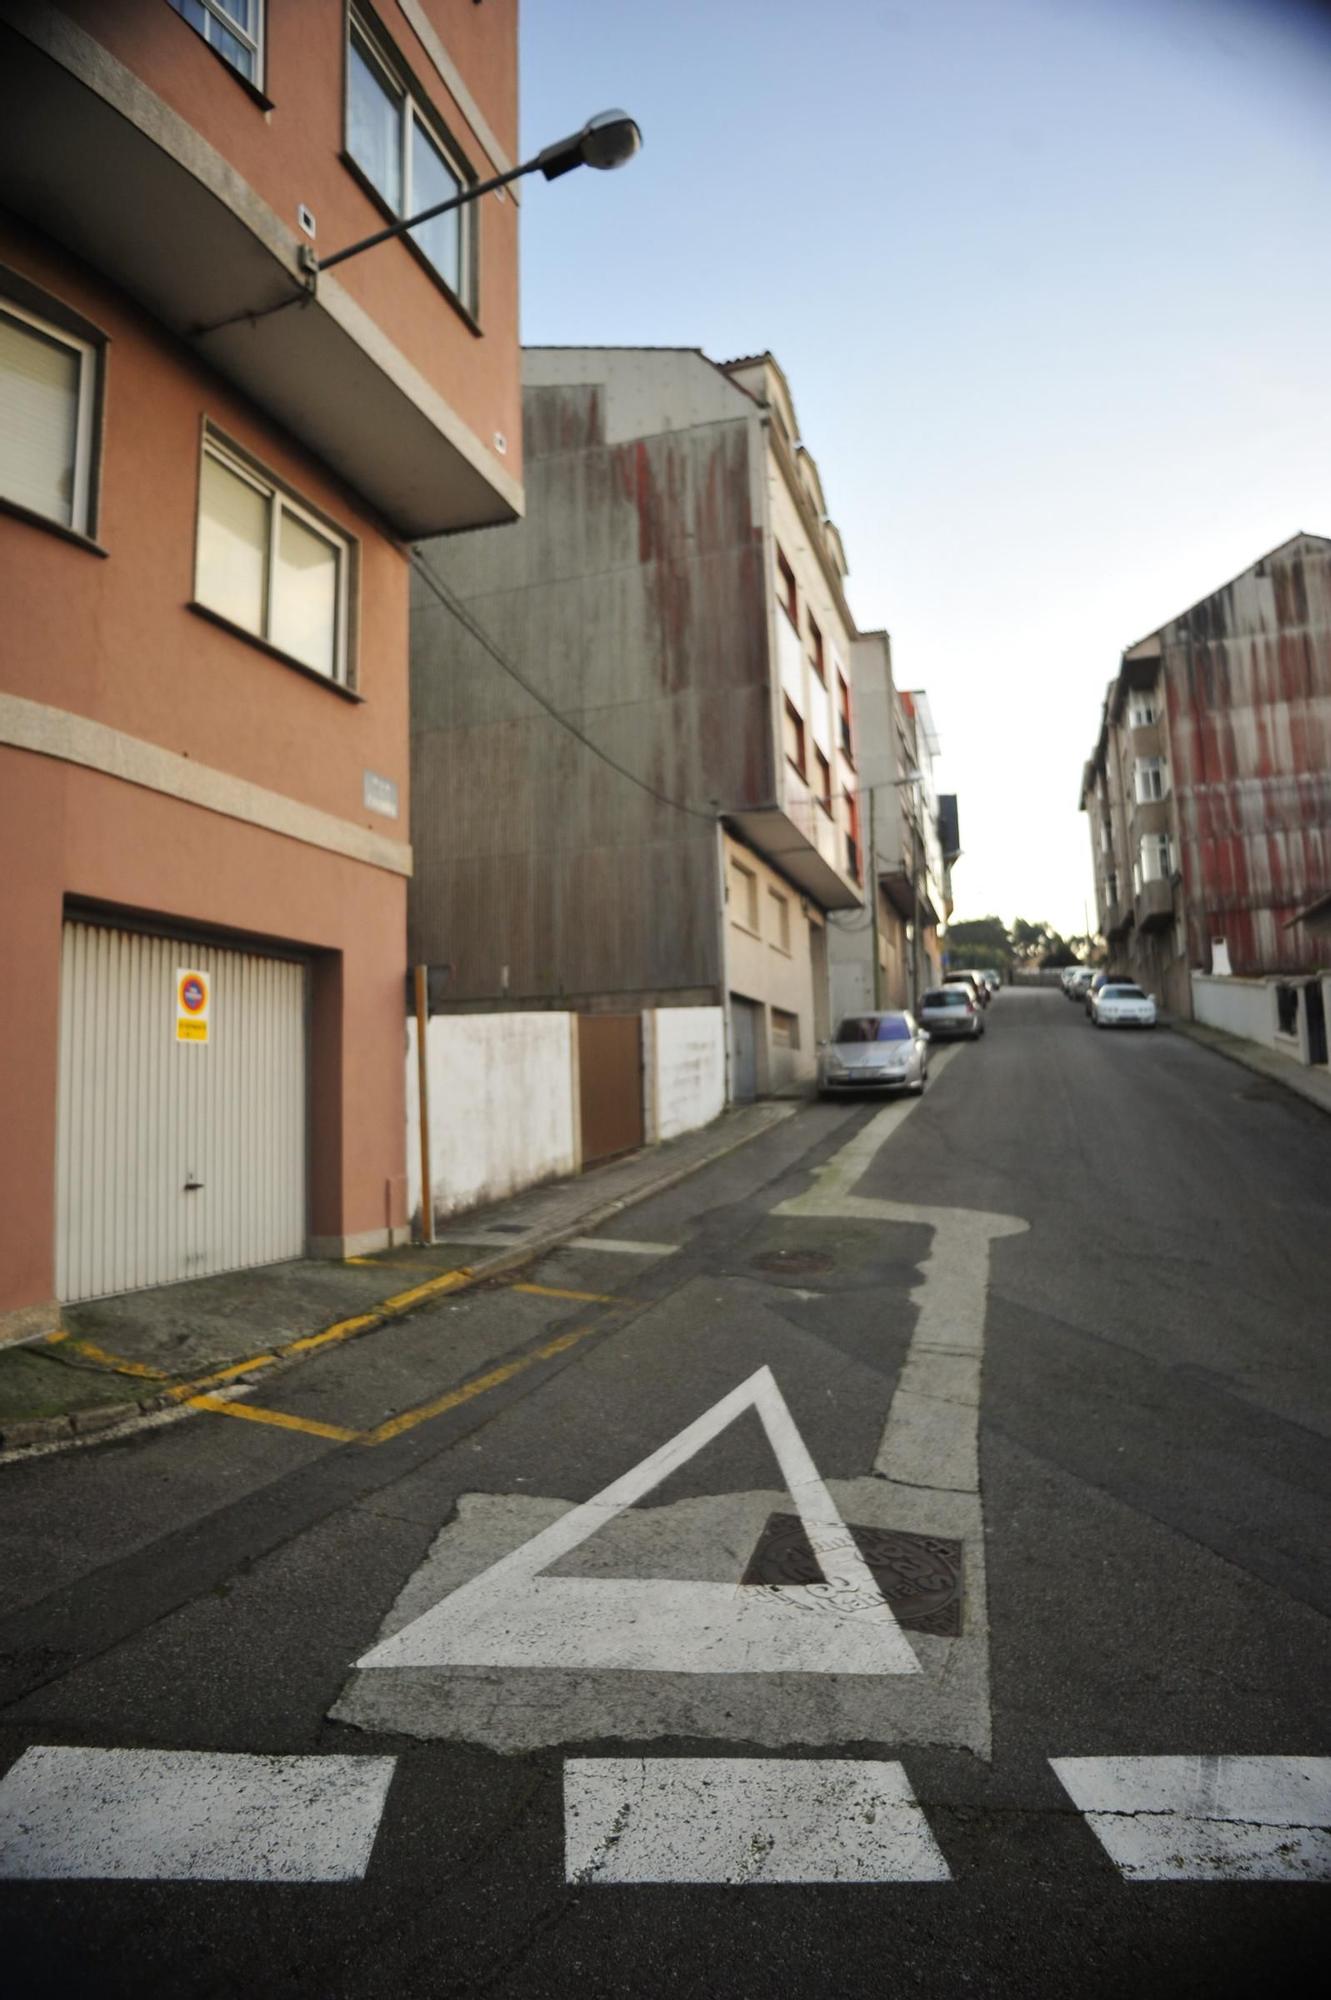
[167, 0, 264, 87]
[1129, 700, 1157, 727]
[1134, 756, 1168, 803]
[1140, 832, 1173, 883]
[195, 431, 353, 687]
[346, 9, 475, 310]
[1, 296, 98, 536]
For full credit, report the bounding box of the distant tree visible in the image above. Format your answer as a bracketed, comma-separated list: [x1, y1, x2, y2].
[944, 916, 1012, 972]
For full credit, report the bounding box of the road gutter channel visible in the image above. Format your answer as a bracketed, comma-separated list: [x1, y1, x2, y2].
[0, 1104, 797, 1462]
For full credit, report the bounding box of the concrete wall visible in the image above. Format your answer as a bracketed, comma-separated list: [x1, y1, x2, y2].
[1191, 971, 1315, 1061]
[645, 1008, 726, 1142]
[410, 355, 772, 1005]
[407, 1011, 578, 1225]
[407, 1003, 728, 1227]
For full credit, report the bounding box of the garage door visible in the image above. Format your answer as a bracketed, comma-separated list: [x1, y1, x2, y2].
[56, 920, 307, 1302]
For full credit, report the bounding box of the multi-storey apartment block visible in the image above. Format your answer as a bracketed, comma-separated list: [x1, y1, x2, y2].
[0, 1, 521, 1338]
[1080, 534, 1331, 1023]
[408, 346, 865, 1120]
[827, 635, 958, 1021]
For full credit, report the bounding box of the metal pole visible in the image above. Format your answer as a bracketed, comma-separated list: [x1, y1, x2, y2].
[315, 158, 536, 275]
[413, 964, 434, 1246]
[911, 799, 921, 1013]
[869, 784, 882, 1009]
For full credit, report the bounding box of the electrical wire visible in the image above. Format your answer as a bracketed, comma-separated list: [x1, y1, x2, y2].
[410, 548, 720, 823]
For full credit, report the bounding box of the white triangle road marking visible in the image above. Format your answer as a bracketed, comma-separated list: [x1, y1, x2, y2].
[356, 1366, 920, 1677]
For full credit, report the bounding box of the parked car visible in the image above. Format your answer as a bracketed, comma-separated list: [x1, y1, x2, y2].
[981, 970, 1002, 997]
[1090, 982, 1157, 1029]
[1085, 969, 1128, 1015]
[951, 968, 995, 1006]
[817, 1011, 930, 1096]
[1064, 967, 1093, 999]
[944, 971, 989, 1008]
[919, 986, 984, 1039]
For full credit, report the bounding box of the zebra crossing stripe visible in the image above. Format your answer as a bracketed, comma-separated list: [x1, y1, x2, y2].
[563, 1757, 951, 1884]
[1050, 1756, 1331, 1883]
[0, 1747, 397, 1882]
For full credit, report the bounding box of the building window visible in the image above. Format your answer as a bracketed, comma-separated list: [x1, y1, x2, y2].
[0, 298, 98, 536]
[808, 614, 826, 684]
[195, 433, 352, 684]
[1106, 870, 1119, 904]
[729, 858, 759, 933]
[837, 672, 854, 763]
[1140, 833, 1173, 882]
[346, 11, 473, 306]
[776, 544, 798, 627]
[783, 697, 807, 779]
[167, 0, 263, 86]
[768, 889, 791, 954]
[846, 790, 862, 880]
[1129, 700, 1157, 727]
[771, 1007, 800, 1050]
[814, 747, 832, 813]
[1135, 757, 1168, 802]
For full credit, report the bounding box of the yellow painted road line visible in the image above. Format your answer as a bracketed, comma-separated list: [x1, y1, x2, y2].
[360, 1321, 600, 1447]
[507, 1281, 630, 1306]
[166, 1354, 279, 1400]
[185, 1394, 361, 1444]
[59, 1339, 169, 1381]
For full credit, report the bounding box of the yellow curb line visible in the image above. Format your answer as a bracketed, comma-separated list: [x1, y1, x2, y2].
[507, 1282, 630, 1306]
[49, 1337, 170, 1382]
[186, 1321, 602, 1449]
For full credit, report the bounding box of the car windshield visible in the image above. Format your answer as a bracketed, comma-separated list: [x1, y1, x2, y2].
[924, 990, 966, 1007]
[1103, 985, 1146, 999]
[834, 1016, 912, 1043]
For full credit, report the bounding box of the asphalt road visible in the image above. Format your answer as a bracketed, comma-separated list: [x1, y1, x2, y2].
[2, 990, 1329, 1997]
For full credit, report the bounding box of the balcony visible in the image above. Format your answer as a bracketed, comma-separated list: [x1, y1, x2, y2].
[0, 12, 520, 539]
[728, 766, 861, 911]
[1102, 898, 1129, 937]
[1135, 878, 1175, 932]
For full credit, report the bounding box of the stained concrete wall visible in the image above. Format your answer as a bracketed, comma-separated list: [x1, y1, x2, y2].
[1191, 971, 1313, 1061]
[407, 1011, 578, 1225]
[646, 1008, 726, 1142]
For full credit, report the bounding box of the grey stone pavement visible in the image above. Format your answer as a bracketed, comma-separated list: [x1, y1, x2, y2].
[1168, 1016, 1331, 1117]
[0, 1102, 794, 1448]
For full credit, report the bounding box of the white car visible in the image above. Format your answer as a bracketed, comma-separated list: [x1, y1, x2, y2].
[818, 1012, 930, 1095]
[1090, 982, 1157, 1029]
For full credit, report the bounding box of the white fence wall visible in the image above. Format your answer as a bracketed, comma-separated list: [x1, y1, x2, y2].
[407, 1012, 577, 1225]
[407, 1005, 727, 1232]
[646, 1007, 726, 1142]
[1191, 972, 1311, 1062]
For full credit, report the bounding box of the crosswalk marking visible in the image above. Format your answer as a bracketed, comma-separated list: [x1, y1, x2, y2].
[563, 1757, 951, 1884]
[0, 1747, 397, 1882]
[1051, 1756, 1331, 1882]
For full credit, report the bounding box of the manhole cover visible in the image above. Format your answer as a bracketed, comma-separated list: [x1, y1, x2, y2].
[750, 1250, 835, 1277]
[741, 1513, 963, 1636]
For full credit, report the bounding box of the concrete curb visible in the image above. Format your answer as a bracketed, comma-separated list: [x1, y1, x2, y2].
[0, 1104, 797, 1457]
[1166, 1017, 1331, 1118]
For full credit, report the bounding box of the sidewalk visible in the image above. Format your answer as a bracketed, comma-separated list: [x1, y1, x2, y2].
[0, 1101, 796, 1452]
[1169, 1017, 1331, 1117]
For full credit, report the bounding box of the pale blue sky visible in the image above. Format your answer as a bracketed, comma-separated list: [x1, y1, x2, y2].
[518, 0, 1331, 935]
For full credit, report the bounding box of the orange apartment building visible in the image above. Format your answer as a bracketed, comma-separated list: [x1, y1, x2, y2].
[0, 1, 521, 1339]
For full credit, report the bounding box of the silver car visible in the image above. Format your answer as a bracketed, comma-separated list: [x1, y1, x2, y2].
[918, 985, 984, 1039]
[818, 1012, 929, 1096]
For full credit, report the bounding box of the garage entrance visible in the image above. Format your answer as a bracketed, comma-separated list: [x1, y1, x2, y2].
[56, 919, 307, 1302]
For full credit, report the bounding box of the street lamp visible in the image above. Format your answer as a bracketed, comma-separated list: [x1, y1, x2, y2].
[312, 110, 643, 278]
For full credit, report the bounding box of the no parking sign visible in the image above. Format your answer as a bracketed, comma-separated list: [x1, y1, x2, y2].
[176, 968, 210, 1044]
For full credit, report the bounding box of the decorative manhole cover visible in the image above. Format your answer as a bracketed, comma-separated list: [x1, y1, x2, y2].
[740, 1513, 963, 1636]
[750, 1249, 835, 1277]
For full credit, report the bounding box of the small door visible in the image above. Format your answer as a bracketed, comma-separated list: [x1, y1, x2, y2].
[577, 1012, 644, 1167]
[1307, 981, 1328, 1065]
[56, 921, 307, 1302]
[730, 995, 759, 1103]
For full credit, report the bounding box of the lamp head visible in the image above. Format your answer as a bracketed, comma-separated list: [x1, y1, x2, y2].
[538, 110, 643, 180]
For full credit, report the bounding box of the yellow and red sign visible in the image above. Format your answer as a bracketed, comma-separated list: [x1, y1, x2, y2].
[176, 967, 210, 1044]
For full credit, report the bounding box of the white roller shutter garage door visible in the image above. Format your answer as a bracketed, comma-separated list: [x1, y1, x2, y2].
[56, 920, 307, 1302]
